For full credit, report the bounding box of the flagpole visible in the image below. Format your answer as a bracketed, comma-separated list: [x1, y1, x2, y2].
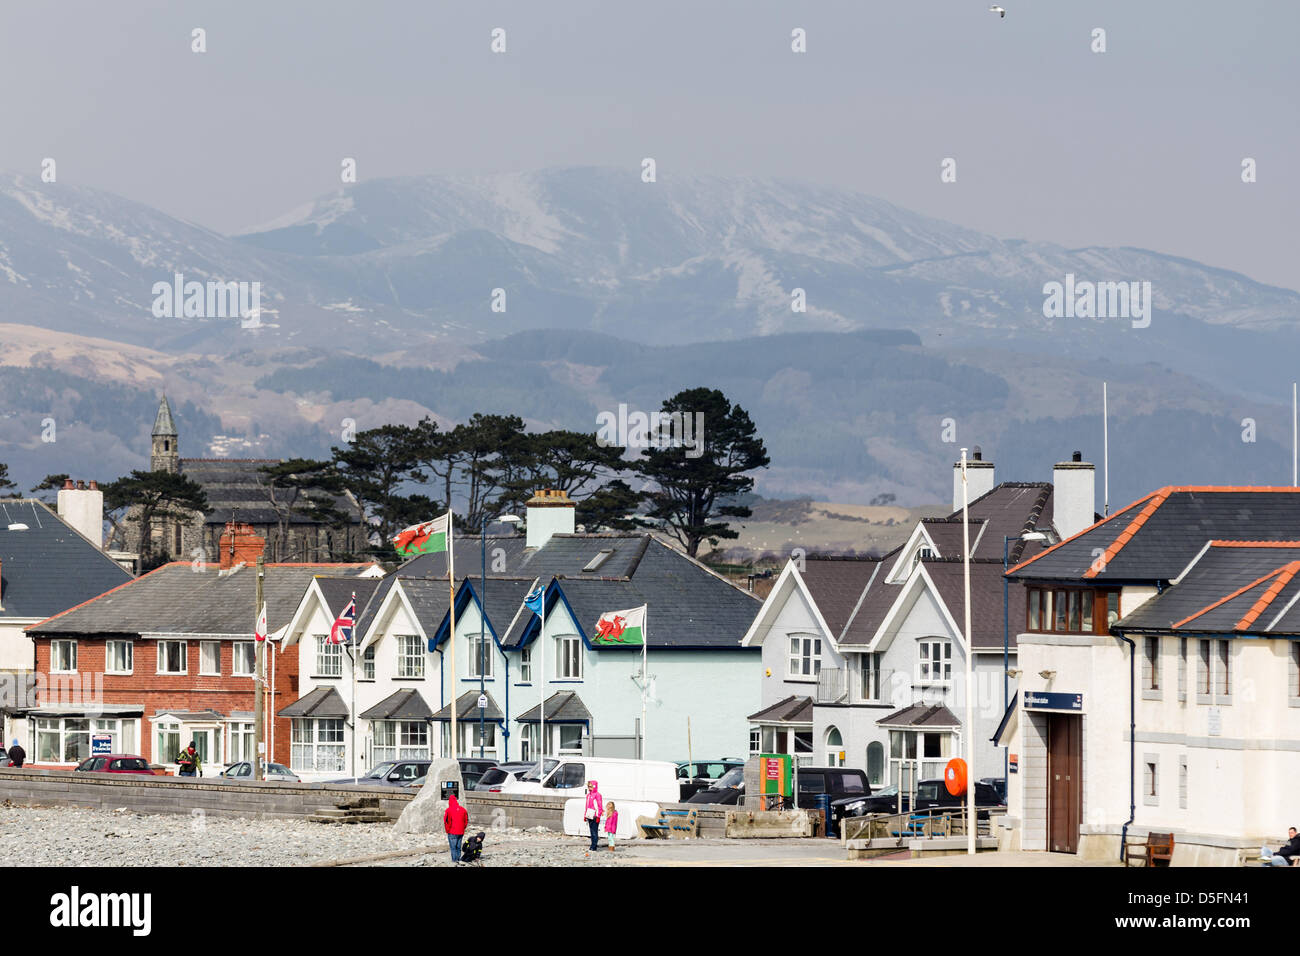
[641, 607, 648, 760]
[539, 580, 546, 768]
[350, 590, 357, 778]
[961, 448, 975, 855]
[448, 511, 457, 762]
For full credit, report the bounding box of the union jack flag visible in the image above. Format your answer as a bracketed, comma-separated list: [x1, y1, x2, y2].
[327, 593, 356, 645]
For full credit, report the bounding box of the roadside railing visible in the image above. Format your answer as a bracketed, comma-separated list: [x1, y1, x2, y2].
[842, 805, 1005, 845]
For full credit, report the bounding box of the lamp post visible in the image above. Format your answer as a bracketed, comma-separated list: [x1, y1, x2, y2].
[1003, 531, 1048, 784]
[480, 513, 521, 759]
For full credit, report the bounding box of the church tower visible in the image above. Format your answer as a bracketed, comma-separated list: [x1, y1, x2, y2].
[151, 395, 179, 474]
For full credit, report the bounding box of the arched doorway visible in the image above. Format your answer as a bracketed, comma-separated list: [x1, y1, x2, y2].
[825, 727, 843, 767]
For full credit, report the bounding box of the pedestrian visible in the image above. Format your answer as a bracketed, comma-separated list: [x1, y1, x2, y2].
[8, 739, 24, 768]
[1265, 827, 1300, 866]
[604, 800, 618, 852]
[583, 779, 602, 851]
[176, 741, 200, 777]
[444, 792, 469, 863]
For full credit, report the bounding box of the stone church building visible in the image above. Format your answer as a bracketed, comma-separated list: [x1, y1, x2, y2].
[123, 396, 367, 564]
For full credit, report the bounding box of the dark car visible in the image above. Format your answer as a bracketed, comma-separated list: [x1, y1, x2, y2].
[458, 758, 498, 790]
[326, 759, 430, 787]
[833, 777, 1004, 823]
[676, 760, 744, 801]
[797, 767, 871, 828]
[685, 765, 746, 805]
[979, 777, 1007, 803]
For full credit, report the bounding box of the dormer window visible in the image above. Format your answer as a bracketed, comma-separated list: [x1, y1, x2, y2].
[912, 547, 935, 568]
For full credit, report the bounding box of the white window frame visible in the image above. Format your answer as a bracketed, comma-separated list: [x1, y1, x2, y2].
[787, 633, 821, 681]
[228, 721, 255, 763]
[519, 647, 532, 684]
[554, 724, 584, 756]
[51, 640, 77, 674]
[556, 635, 582, 680]
[360, 645, 375, 682]
[916, 639, 952, 686]
[396, 635, 424, 679]
[469, 633, 494, 679]
[155, 720, 182, 765]
[157, 640, 187, 675]
[373, 720, 431, 763]
[291, 718, 345, 773]
[858, 652, 881, 702]
[106, 640, 133, 675]
[316, 637, 343, 678]
[200, 640, 221, 676]
[232, 642, 255, 677]
[749, 727, 762, 754]
[825, 726, 844, 767]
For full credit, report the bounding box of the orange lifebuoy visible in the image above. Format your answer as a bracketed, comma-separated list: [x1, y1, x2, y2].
[944, 757, 968, 796]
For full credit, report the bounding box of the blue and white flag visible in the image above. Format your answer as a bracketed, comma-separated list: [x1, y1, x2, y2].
[523, 583, 545, 618]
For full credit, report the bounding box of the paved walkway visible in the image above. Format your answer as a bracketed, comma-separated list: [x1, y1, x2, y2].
[617, 838, 1116, 867]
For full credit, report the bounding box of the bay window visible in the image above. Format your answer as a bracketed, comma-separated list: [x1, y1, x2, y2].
[1026, 588, 1120, 635]
[291, 718, 345, 772]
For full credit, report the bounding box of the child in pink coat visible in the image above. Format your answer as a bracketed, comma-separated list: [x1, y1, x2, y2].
[604, 801, 619, 851]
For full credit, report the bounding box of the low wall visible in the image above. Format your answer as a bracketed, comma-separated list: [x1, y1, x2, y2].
[1078, 825, 1265, 867]
[0, 769, 732, 837]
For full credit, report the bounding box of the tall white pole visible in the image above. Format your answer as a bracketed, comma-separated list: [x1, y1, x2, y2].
[449, 512, 457, 761]
[641, 608, 648, 759]
[1292, 383, 1297, 487]
[1103, 383, 1110, 517]
[539, 582, 546, 765]
[961, 448, 975, 855]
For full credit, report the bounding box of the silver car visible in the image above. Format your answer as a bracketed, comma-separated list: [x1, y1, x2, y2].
[220, 761, 300, 782]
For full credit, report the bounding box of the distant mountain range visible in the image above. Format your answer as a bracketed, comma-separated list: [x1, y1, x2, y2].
[0, 167, 1297, 512]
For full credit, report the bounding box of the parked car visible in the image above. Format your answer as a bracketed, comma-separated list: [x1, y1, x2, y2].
[832, 777, 1005, 823]
[458, 758, 498, 790]
[686, 765, 746, 805]
[676, 760, 744, 801]
[73, 754, 155, 775]
[508, 757, 679, 803]
[474, 760, 556, 792]
[795, 767, 872, 829]
[980, 777, 1007, 803]
[220, 761, 300, 782]
[327, 759, 430, 787]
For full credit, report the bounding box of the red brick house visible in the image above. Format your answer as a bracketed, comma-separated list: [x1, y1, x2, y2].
[22, 522, 372, 773]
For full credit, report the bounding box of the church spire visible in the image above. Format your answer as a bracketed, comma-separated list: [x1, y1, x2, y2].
[151, 395, 179, 473]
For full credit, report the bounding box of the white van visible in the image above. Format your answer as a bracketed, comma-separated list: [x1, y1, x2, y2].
[507, 756, 679, 803]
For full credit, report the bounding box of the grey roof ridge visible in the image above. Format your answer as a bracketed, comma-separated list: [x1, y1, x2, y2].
[644, 536, 759, 600]
[1266, 583, 1300, 632]
[2, 499, 132, 579]
[1011, 485, 1055, 565]
[1171, 540, 1216, 586]
[838, 559, 883, 642]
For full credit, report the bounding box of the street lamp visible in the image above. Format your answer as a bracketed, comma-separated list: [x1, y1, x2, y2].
[481, 513, 521, 759]
[1003, 531, 1049, 783]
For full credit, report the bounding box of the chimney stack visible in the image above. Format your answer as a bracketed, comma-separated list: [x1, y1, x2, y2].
[1053, 451, 1096, 540]
[219, 521, 266, 570]
[57, 478, 104, 549]
[525, 489, 576, 549]
[953, 446, 996, 513]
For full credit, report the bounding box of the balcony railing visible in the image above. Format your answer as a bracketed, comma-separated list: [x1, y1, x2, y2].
[817, 668, 848, 703]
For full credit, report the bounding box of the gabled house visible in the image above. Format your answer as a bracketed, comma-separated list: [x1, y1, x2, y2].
[0, 496, 134, 742]
[276, 489, 762, 777]
[741, 452, 1094, 794]
[1002, 485, 1300, 862]
[23, 520, 370, 772]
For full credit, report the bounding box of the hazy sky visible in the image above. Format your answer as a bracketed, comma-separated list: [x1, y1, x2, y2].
[3, 0, 1297, 289]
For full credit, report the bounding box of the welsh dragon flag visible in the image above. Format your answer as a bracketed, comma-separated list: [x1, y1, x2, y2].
[391, 513, 450, 558]
[592, 605, 647, 646]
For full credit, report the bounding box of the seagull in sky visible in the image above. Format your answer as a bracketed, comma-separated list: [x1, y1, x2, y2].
[990, 5, 1006, 16]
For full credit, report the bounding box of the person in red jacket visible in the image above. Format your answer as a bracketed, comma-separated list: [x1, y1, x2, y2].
[444, 793, 469, 863]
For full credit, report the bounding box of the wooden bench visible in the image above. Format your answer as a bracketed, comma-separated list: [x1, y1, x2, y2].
[638, 808, 699, 839]
[1125, 832, 1174, 867]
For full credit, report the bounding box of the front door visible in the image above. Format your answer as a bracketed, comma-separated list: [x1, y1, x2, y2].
[188, 728, 219, 777]
[1047, 715, 1082, 853]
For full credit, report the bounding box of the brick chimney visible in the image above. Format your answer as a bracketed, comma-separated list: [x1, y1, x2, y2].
[57, 478, 104, 549]
[525, 489, 576, 549]
[219, 521, 266, 570]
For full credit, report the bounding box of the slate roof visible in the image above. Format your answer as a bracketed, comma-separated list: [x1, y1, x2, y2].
[29, 562, 371, 636]
[747, 695, 814, 724]
[515, 690, 591, 723]
[360, 688, 434, 721]
[179, 458, 365, 527]
[923, 560, 1029, 650]
[1008, 487, 1300, 583]
[431, 690, 504, 722]
[1114, 542, 1300, 635]
[152, 395, 178, 437]
[278, 685, 349, 718]
[877, 703, 961, 728]
[315, 577, 381, 620]
[0, 500, 134, 620]
[800, 558, 880, 636]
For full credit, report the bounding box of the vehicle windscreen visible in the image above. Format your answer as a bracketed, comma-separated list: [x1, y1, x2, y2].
[711, 767, 744, 789]
[476, 768, 511, 789]
[364, 762, 397, 779]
